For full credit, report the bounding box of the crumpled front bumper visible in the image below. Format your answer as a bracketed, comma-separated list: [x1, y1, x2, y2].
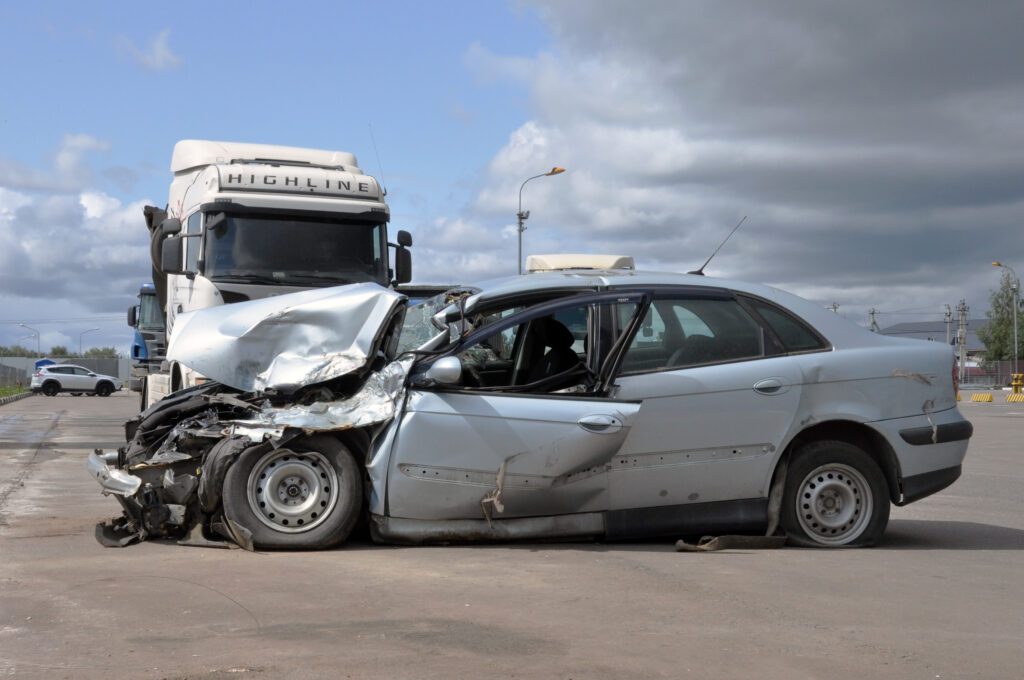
[86, 450, 142, 496]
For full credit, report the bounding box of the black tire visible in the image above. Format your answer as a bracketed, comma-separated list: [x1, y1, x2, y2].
[41, 381, 60, 397]
[94, 382, 113, 397]
[780, 440, 890, 548]
[222, 435, 363, 550]
[71, 393, 82, 397]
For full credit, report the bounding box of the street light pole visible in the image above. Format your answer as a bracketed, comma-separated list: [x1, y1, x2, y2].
[992, 261, 1019, 375]
[18, 323, 40, 357]
[516, 167, 566, 275]
[79, 327, 100, 356]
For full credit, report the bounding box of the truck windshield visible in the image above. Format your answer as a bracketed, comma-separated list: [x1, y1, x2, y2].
[138, 294, 165, 331]
[203, 214, 386, 285]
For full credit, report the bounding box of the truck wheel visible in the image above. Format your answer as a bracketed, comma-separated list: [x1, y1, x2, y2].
[41, 381, 60, 397]
[222, 436, 362, 550]
[780, 440, 890, 547]
[95, 382, 114, 397]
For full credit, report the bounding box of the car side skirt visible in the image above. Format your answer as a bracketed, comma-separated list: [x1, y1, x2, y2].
[605, 498, 767, 540]
[370, 512, 605, 545]
[371, 498, 769, 545]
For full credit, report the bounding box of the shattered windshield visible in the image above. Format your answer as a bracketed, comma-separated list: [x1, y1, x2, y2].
[396, 291, 455, 355]
[203, 213, 387, 286]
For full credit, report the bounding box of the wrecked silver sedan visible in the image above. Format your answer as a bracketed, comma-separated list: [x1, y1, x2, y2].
[88, 270, 972, 550]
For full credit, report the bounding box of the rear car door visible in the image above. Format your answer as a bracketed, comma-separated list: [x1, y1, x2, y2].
[607, 289, 811, 518]
[385, 291, 649, 521]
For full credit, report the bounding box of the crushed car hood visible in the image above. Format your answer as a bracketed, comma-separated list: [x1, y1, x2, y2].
[168, 282, 406, 393]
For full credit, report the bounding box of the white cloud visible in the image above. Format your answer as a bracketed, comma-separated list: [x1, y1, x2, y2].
[121, 29, 182, 71]
[0, 134, 109, 192]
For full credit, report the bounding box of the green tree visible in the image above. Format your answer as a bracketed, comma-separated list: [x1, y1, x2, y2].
[84, 346, 120, 359]
[0, 345, 38, 358]
[50, 345, 71, 357]
[978, 271, 1023, 361]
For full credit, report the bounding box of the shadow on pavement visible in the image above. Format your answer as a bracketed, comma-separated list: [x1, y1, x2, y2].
[880, 519, 1024, 550]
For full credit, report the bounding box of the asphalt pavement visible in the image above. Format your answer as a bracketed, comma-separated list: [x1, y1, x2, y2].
[0, 391, 1021, 679]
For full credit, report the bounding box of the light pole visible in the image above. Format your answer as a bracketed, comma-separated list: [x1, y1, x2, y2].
[992, 261, 1020, 375]
[516, 167, 566, 275]
[18, 323, 40, 357]
[79, 328, 100, 356]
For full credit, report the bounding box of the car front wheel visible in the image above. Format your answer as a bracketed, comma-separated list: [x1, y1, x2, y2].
[780, 440, 890, 547]
[94, 382, 113, 397]
[222, 435, 362, 550]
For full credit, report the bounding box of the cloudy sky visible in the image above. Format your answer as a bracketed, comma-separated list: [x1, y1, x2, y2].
[1, 1, 1022, 353]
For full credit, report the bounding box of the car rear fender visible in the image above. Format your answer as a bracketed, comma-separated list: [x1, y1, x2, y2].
[775, 419, 903, 504]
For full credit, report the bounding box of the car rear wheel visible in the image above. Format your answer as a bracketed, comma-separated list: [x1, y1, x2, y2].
[94, 382, 113, 397]
[41, 381, 60, 397]
[222, 435, 362, 550]
[781, 440, 890, 547]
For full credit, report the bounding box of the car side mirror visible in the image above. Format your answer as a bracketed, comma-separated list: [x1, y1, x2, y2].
[127, 304, 138, 328]
[424, 356, 462, 385]
[160, 218, 182, 236]
[161, 236, 185, 274]
[89, 373, 96, 377]
[397, 230, 413, 248]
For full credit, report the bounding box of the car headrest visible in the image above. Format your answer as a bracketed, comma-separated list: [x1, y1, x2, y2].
[534, 316, 575, 349]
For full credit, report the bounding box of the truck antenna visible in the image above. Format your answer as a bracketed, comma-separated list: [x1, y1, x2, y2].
[368, 124, 388, 197]
[689, 215, 748, 276]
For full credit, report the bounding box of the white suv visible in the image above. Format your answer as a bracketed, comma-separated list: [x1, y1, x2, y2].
[31, 365, 122, 397]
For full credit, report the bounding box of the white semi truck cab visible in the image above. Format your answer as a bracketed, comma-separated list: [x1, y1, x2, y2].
[143, 139, 412, 406]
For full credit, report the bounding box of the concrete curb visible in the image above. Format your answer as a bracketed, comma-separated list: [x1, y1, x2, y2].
[0, 391, 33, 407]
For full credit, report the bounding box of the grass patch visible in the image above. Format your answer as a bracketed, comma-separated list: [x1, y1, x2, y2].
[0, 386, 28, 398]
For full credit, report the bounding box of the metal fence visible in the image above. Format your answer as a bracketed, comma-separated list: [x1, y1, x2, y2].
[961, 359, 1021, 388]
[0, 363, 21, 388]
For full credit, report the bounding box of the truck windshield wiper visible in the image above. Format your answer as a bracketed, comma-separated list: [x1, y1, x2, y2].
[281, 273, 358, 284]
[210, 274, 292, 285]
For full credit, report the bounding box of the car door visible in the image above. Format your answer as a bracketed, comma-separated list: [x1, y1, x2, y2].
[71, 367, 95, 390]
[607, 289, 806, 516]
[384, 291, 649, 521]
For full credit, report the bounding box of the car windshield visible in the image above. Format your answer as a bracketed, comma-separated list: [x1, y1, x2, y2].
[396, 291, 455, 355]
[137, 294, 165, 331]
[203, 213, 387, 286]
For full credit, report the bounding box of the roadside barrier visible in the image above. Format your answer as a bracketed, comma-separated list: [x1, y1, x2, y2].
[1007, 393, 1024, 403]
[0, 391, 33, 407]
[971, 393, 994, 403]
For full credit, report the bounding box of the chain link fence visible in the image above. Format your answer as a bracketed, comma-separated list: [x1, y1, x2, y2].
[961, 359, 1021, 388]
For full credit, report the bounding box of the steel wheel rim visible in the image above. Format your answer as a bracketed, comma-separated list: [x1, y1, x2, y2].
[246, 448, 339, 533]
[795, 463, 873, 545]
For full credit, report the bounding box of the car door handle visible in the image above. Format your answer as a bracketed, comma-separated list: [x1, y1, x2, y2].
[577, 414, 623, 434]
[753, 378, 785, 395]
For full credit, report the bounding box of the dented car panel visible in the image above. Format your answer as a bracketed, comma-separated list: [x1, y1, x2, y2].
[88, 270, 972, 550]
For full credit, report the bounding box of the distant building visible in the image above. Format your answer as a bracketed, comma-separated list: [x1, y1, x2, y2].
[879, 319, 988, 361]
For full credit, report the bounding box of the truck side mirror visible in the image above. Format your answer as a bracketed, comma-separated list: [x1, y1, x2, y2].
[397, 230, 413, 248]
[127, 304, 138, 328]
[393, 246, 412, 285]
[161, 236, 185, 274]
[160, 218, 182, 236]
